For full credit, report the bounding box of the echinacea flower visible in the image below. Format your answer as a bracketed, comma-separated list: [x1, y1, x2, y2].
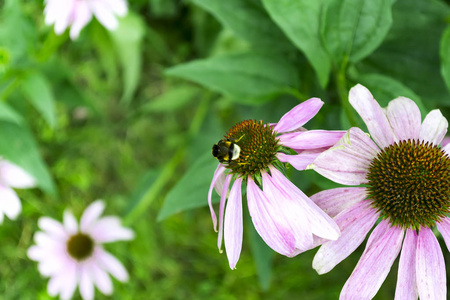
[44, 0, 128, 40]
[28, 200, 134, 300]
[310, 84, 450, 299]
[0, 159, 36, 223]
[209, 98, 345, 269]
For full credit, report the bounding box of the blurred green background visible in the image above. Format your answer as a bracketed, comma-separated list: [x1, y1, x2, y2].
[1, 0, 450, 299]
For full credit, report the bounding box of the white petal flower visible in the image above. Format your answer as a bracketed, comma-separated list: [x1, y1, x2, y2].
[28, 200, 134, 300]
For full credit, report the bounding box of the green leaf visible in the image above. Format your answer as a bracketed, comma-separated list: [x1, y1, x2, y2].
[321, 0, 394, 66]
[21, 72, 56, 129]
[165, 52, 300, 104]
[0, 121, 56, 195]
[440, 25, 450, 94]
[358, 0, 450, 106]
[157, 153, 218, 221]
[109, 13, 145, 105]
[247, 219, 274, 291]
[0, 102, 23, 125]
[192, 0, 294, 51]
[356, 73, 428, 114]
[141, 85, 199, 113]
[262, 0, 331, 87]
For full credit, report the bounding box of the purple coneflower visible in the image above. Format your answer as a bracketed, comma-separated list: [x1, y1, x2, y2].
[209, 98, 345, 269]
[310, 84, 450, 299]
[28, 200, 134, 300]
[44, 0, 128, 40]
[0, 159, 36, 223]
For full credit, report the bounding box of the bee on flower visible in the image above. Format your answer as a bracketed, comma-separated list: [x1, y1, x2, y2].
[209, 98, 346, 269]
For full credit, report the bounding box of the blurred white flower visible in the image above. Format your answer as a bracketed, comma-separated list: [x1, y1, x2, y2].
[28, 200, 134, 300]
[44, 0, 128, 40]
[0, 160, 36, 223]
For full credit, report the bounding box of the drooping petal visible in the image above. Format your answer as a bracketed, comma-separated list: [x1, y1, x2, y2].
[276, 152, 321, 171]
[80, 200, 105, 232]
[246, 177, 295, 256]
[53, 0, 75, 35]
[0, 161, 36, 188]
[79, 264, 95, 300]
[208, 164, 227, 232]
[416, 227, 446, 300]
[395, 229, 418, 300]
[386, 97, 422, 141]
[340, 220, 404, 299]
[349, 84, 395, 148]
[58, 262, 78, 300]
[273, 98, 323, 133]
[313, 200, 378, 274]
[96, 248, 129, 282]
[312, 127, 380, 185]
[91, 261, 113, 295]
[63, 210, 78, 235]
[278, 130, 346, 150]
[0, 185, 21, 220]
[69, 1, 92, 40]
[310, 187, 367, 218]
[47, 272, 66, 298]
[224, 177, 243, 269]
[261, 170, 312, 251]
[436, 217, 450, 251]
[89, 216, 135, 243]
[419, 109, 448, 145]
[217, 174, 232, 252]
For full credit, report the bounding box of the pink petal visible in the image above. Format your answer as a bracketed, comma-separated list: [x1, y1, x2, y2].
[313, 200, 378, 274]
[59, 263, 78, 300]
[419, 109, 448, 145]
[395, 229, 418, 300]
[340, 220, 404, 299]
[217, 174, 232, 252]
[102, 0, 128, 16]
[80, 200, 105, 232]
[267, 166, 340, 242]
[442, 137, 450, 147]
[310, 187, 367, 218]
[63, 210, 78, 235]
[91, 262, 113, 295]
[278, 130, 345, 150]
[79, 264, 95, 300]
[312, 127, 380, 185]
[90, 1, 119, 30]
[349, 84, 395, 148]
[443, 143, 450, 157]
[0, 185, 21, 221]
[416, 227, 446, 300]
[224, 177, 243, 269]
[0, 161, 36, 188]
[69, 1, 92, 40]
[386, 97, 422, 141]
[436, 217, 450, 251]
[96, 248, 129, 282]
[89, 216, 135, 243]
[273, 98, 323, 133]
[277, 152, 320, 170]
[208, 164, 226, 232]
[38, 217, 67, 240]
[246, 177, 296, 256]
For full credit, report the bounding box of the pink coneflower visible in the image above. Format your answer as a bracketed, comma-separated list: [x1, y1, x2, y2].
[44, 0, 128, 40]
[310, 84, 450, 299]
[28, 200, 134, 300]
[209, 98, 345, 269]
[0, 160, 36, 223]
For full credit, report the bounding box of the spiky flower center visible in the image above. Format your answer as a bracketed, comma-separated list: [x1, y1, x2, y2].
[67, 233, 94, 261]
[223, 120, 279, 176]
[367, 139, 450, 230]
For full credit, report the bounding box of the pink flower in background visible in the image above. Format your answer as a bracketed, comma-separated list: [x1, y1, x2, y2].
[209, 98, 345, 269]
[310, 84, 450, 299]
[44, 0, 128, 40]
[0, 160, 36, 223]
[28, 200, 134, 300]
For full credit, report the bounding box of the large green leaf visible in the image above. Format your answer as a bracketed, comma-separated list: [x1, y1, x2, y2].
[358, 0, 450, 106]
[0, 121, 55, 195]
[192, 0, 294, 51]
[262, 0, 331, 87]
[440, 25, 450, 96]
[157, 153, 218, 221]
[0, 102, 23, 125]
[21, 72, 56, 129]
[321, 0, 394, 66]
[109, 13, 145, 104]
[165, 52, 300, 104]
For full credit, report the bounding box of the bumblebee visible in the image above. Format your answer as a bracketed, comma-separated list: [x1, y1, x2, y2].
[212, 138, 241, 164]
